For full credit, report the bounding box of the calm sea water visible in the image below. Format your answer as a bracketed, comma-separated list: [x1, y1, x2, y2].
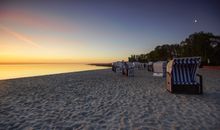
[0, 64, 109, 80]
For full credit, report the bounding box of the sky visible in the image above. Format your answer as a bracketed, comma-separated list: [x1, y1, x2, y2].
[0, 0, 220, 63]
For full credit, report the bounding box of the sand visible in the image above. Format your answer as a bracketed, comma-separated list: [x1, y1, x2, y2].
[0, 68, 220, 130]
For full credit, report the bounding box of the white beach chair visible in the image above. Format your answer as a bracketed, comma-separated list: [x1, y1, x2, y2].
[153, 61, 167, 77]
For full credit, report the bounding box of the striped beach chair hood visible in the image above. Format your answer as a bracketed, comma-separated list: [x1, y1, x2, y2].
[168, 57, 201, 85]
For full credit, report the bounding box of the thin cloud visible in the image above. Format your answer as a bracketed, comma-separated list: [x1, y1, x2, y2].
[0, 24, 42, 48]
[0, 9, 76, 32]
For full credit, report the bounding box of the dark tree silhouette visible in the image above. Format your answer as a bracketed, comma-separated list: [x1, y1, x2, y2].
[128, 32, 220, 65]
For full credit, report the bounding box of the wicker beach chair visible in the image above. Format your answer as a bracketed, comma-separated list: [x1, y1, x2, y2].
[148, 62, 153, 72]
[140, 63, 145, 70]
[122, 62, 134, 76]
[112, 62, 123, 73]
[166, 57, 203, 94]
[153, 61, 167, 77]
[133, 62, 139, 71]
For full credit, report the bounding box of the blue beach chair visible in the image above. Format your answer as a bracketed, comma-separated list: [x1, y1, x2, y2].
[166, 57, 203, 94]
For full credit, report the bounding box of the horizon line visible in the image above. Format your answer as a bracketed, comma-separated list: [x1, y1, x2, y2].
[0, 62, 113, 65]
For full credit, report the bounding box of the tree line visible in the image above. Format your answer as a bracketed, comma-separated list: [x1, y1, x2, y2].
[128, 32, 220, 65]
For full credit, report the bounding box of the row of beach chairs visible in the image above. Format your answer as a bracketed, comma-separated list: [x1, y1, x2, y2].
[112, 61, 148, 76]
[112, 57, 203, 94]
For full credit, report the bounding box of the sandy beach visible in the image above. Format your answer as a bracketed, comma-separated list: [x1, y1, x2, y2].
[0, 68, 220, 130]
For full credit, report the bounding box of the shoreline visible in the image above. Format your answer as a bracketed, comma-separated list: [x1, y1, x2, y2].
[0, 68, 110, 81]
[88, 63, 112, 67]
[0, 64, 110, 81]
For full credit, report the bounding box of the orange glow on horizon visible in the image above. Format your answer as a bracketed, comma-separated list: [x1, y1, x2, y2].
[0, 9, 128, 64]
[0, 54, 127, 64]
[0, 64, 110, 80]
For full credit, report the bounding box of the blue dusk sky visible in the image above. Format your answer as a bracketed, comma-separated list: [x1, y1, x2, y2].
[0, 0, 219, 63]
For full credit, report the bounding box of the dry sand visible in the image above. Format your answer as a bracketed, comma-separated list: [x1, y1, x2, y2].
[0, 68, 220, 130]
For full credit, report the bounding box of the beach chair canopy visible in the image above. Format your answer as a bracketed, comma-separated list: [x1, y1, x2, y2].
[152, 61, 167, 77]
[147, 61, 154, 72]
[113, 61, 123, 67]
[133, 62, 140, 67]
[112, 61, 124, 73]
[126, 62, 135, 68]
[153, 61, 167, 73]
[148, 62, 153, 65]
[167, 57, 201, 85]
[166, 57, 203, 94]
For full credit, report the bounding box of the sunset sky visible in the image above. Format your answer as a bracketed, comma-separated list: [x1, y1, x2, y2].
[0, 0, 220, 63]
